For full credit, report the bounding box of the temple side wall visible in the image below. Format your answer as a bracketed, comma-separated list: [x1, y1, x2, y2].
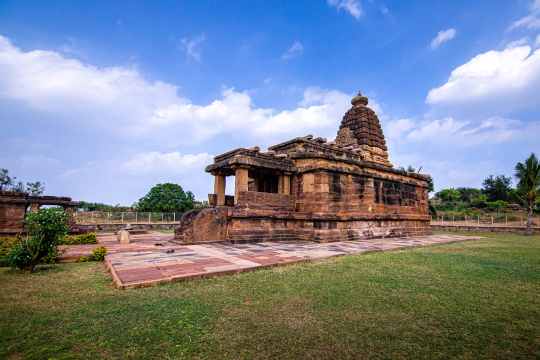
[294, 169, 429, 218]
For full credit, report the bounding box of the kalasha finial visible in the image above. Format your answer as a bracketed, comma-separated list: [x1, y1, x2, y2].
[351, 91, 368, 107]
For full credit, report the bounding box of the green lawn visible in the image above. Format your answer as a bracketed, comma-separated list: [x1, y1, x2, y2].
[1, 232, 539, 359]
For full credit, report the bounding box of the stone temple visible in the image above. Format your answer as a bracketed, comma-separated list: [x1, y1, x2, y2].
[175, 92, 431, 244]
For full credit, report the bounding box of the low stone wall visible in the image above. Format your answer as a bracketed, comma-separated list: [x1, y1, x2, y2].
[431, 224, 540, 235]
[74, 223, 177, 233]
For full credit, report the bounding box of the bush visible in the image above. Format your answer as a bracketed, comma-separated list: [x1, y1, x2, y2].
[77, 246, 107, 262]
[92, 246, 107, 261]
[8, 208, 68, 272]
[60, 233, 97, 245]
[0, 236, 19, 267]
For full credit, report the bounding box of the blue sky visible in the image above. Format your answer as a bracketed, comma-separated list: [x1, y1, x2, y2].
[1, 0, 539, 205]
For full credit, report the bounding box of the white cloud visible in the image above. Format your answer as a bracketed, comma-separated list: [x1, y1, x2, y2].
[122, 152, 213, 175]
[430, 28, 457, 50]
[426, 45, 540, 110]
[180, 34, 206, 62]
[0, 34, 353, 146]
[384, 118, 415, 140]
[385, 116, 538, 146]
[506, 37, 529, 48]
[327, 0, 362, 19]
[281, 41, 304, 60]
[508, 1, 540, 31]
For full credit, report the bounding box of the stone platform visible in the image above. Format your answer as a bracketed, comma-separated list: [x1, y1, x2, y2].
[81, 233, 481, 289]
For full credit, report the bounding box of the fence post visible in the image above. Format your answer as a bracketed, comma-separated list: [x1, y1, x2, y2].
[173, 212, 176, 222]
[135, 212, 138, 223]
[452, 215, 455, 224]
[477, 215, 480, 225]
[491, 216, 493, 225]
[148, 213, 151, 223]
[505, 215, 507, 225]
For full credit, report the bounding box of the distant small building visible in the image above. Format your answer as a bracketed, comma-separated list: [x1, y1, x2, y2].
[175, 92, 431, 243]
[0, 191, 79, 235]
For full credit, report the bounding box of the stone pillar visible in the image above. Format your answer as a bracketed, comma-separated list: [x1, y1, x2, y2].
[279, 174, 291, 195]
[214, 175, 226, 206]
[234, 167, 249, 205]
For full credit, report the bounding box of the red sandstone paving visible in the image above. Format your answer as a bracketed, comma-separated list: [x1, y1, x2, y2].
[59, 232, 482, 288]
[64, 233, 481, 289]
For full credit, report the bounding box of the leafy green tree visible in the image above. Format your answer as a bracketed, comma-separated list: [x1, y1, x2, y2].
[8, 208, 68, 272]
[0, 168, 12, 191]
[456, 187, 482, 203]
[77, 201, 132, 212]
[436, 188, 461, 203]
[470, 193, 488, 208]
[482, 175, 512, 202]
[12, 181, 25, 193]
[486, 200, 508, 215]
[26, 181, 45, 196]
[136, 183, 195, 212]
[514, 153, 540, 235]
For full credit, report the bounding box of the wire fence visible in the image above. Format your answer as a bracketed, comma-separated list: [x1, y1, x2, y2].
[73, 211, 183, 224]
[431, 213, 540, 227]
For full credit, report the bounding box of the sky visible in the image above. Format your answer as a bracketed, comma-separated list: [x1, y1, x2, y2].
[1, 0, 540, 205]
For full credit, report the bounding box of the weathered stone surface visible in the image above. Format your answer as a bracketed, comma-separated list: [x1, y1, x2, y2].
[175, 92, 431, 244]
[118, 230, 130, 244]
[174, 207, 229, 244]
[0, 190, 80, 235]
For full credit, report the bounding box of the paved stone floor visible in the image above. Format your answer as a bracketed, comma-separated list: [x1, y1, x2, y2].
[72, 233, 482, 289]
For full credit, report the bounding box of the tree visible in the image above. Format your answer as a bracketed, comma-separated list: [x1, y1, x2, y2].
[0, 168, 12, 191]
[514, 153, 540, 235]
[471, 193, 488, 208]
[487, 200, 508, 215]
[136, 183, 195, 212]
[456, 187, 482, 203]
[482, 175, 512, 202]
[12, 181, 25, 193]
[26, 181, 45, 196]
[8, 208, 68, 272]
[435, 188, 461, 203]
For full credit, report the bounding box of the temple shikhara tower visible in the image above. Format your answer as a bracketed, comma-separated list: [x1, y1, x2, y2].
[175, 92, 431, 243]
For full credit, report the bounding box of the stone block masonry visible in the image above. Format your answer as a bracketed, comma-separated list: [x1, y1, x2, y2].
[176, 91, 431, 244]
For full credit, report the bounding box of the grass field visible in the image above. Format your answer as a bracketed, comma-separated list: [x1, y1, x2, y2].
[1, 232, 539, 359]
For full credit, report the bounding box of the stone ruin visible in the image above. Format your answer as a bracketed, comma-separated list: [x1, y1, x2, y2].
[175, 92, 431, 244]
[0, 191, 79, 235]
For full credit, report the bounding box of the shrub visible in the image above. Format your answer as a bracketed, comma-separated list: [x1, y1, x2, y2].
[8, 208, 68, 272]
[0, 236, 19, 267]
[60, 233, 97, 245]
[77, 246, 107, 262]
[77, 255, 91, 262]
[91, 246, 107, 261]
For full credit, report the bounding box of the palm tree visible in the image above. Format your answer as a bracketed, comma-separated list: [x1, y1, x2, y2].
[515, 153, 540, 235]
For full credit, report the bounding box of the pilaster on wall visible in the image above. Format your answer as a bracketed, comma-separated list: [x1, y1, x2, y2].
[364, 177, 375, 211]
[278, 174, 291, 195]
[234, 168, 249, 205]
